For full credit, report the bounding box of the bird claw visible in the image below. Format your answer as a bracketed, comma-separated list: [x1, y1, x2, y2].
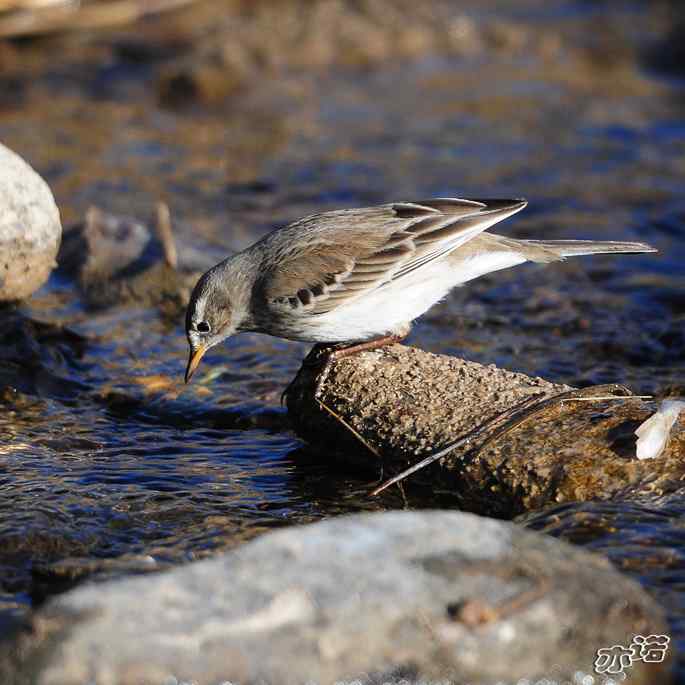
[281, 335, 404, 407]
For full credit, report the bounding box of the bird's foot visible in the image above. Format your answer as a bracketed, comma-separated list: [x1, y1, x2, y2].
[313, 334, 407, 398]
[281, 334, 406, 406]
[281, 331, 408, 406]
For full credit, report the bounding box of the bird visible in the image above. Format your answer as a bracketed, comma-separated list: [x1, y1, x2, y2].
[184, 197, 656, 383]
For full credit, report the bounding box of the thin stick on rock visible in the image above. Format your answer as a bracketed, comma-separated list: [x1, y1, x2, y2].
[370, 393, 544, 496]
[370, 383, 640, 496]
[559, 395, 652, 403]
[317, 398, 382, 459]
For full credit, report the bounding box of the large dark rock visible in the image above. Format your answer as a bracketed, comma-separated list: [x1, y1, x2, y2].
[286, 344, 685, 517]
[0, 511, 672, 684]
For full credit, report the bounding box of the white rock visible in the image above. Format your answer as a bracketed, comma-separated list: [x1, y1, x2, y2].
[0, 142, 61, 301]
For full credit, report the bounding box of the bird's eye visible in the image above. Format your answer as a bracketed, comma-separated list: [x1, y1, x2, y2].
[196, 321, 211, 333]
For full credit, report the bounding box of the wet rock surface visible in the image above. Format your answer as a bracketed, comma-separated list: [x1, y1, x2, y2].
[0, 511, 673, 685]
[0, 309, 86, 396]
[287, 345, 685, 517]
[0, 143, 61, 301]
[287, 344, 570, 462]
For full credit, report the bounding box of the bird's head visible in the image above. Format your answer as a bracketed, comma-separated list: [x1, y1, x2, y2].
[184, 263, 240, 383]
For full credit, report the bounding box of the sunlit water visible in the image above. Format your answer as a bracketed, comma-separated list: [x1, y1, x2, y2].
[1, 0, 684, 678]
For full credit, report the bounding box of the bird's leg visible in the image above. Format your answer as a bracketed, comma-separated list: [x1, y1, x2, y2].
[323, 333, 407, 362]
[312, 331, 408, 399]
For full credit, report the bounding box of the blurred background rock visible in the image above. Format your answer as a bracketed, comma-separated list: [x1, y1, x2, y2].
[1, 0, 683, 101]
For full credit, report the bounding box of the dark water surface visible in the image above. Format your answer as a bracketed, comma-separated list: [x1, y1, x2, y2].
[1, 0, 685, 678]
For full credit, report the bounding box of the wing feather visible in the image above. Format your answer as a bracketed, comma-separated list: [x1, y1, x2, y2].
[260, 198, 526, 316]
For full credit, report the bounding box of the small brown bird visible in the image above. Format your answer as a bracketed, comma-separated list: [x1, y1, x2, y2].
[184, 197, 656, 382]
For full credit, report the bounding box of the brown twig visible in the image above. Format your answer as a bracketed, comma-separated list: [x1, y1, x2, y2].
[155, 202, 178, 270]
[370, 383, 638, 496]
[316, 397, 382, 459]
[370, 393, 545, 496]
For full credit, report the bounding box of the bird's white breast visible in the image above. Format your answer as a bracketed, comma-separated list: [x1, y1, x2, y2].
[291, 250, 525, 343]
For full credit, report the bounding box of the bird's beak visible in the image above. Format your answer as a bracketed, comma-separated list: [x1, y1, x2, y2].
[185, 345, 207, 384]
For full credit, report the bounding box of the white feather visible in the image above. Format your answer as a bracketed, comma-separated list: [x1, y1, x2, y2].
[449, 250, 526, 285]
[635, 399, 685, 460]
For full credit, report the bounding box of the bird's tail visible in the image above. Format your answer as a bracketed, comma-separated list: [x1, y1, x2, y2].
[521, 239, 657, 259]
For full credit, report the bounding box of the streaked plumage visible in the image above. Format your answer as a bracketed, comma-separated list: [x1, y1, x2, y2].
[184, 197, 656, 381]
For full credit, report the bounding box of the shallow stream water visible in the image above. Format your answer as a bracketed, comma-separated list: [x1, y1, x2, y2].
[1, 0, 684, 678]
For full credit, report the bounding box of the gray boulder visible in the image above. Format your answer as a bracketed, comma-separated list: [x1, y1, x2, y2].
[0, 143, 61, 301]
[0, 511, 671, 684]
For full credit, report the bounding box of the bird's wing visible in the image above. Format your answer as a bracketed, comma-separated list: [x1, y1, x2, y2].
[262, 198, 526, 315]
